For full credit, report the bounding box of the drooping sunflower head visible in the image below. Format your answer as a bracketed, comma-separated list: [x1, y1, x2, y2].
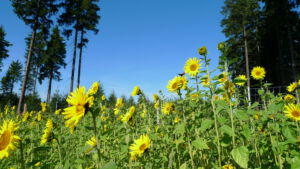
[87, 82, 100, 96]
[284, 104, 300, 121]
[162, 102, 175, 115]
[198, 46, 207, 55]
[201, 76, 210, 87]
[251, 66, 266, 80]
[284, 94, 296, 102]
[63, 87, 94, 133]
[234, 75, 247, 86]
[287, 82, 298, 92]
[0, 120, 21, 159]
[184, 57, 201, 77]
[131, 86, 141, 96]
[129, 134, 151, 160]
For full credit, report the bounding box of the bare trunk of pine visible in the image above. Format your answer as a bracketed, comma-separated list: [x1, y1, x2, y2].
[243, 25, 251, 105]
[77, 30, 84, 88]
[46, 73, 53, 104]
[33, 65, 38, 94]
[70, 26, 79, 93]
[17, 29, 36, 114]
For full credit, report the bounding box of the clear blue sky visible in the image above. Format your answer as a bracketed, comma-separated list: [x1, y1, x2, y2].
[0, 0, 225, 100]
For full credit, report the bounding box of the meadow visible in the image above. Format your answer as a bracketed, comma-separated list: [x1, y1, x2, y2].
[1, 44, 300, 169]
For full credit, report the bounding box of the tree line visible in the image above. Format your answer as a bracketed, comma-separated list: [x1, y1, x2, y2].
[220, 0, 300, 91]
[0, 0, 100, 113]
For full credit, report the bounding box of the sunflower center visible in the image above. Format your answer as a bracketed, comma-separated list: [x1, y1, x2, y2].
[0, 130, 11, 150]
[255, 71, 261, 76]
[76, 104, 85, 114]
[292, 110, 300, 118]
[190, 64, 197, 71]
[139, 143, 147, 151]
[172, 82, 178, 89]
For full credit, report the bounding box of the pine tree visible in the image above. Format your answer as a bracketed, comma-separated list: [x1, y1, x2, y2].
[1, 60, 22, 94]
[0, 26, 12, 72]
[77, 0, 100, 88]
[39, 26, 66, 104]
[11, 0, 59, 114]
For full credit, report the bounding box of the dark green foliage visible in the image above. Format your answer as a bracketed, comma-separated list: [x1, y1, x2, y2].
[0, 26, 11, 71]
[24, 93, 41, 112]
[0, 60, 22, 94]
[221, 0, 300, 86]
[107, 91, 117, 107]
[49, 90, 68, 112]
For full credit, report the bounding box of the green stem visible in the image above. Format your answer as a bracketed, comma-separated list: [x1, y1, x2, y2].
[92, 115, 101, 168]
[20, 140, 25, 169]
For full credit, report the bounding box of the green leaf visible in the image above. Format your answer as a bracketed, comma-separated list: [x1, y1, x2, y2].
[220, 125, 235, 136]
[282, 127, 298, 143]
[199, 119, 213, 133]
[235, 110, 248, 121]
[290, 156, 300, 169]
[231, 146, 249, 168]
[192, 138, 209, 150]
[101, 161, 117, 169]
[179, 162, 187, 169]
[174, 123, 185, 135]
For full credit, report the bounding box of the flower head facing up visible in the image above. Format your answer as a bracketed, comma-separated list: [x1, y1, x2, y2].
[63, 87, 94, 133]
[162, 102, 175, 115]
[287, 82, 298, 92]
[184, 57, 201, 77]
[131, 86, 141, 96]
[40, 119, 53, 145]
[251, 66, 266, 80]
[87, 82, 100, 96]
[198, 46, 207, 55]
[129, 134, 151, 160]
[0, 120, 21, 159]
[41, 102, 47, 112]
[235, 75, 247, 86]
[284, 104, 300, 121]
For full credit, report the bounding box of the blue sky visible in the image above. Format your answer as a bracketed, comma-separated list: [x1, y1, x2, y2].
[0, 0, 225, 100]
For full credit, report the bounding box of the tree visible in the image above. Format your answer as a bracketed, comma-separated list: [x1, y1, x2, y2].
[24, 31, 47, 94]
[221, 0, 262, 102]
[107, 91, 117, 107]
[0, 26, 11, 72]
[0, 60, 22, 94]
[39, 26, 66, 104]
[59, 0, 100, 92]
[11, 0, 59, 114]
[77, 0, 100, 88]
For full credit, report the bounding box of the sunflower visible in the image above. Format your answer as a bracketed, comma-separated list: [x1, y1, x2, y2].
[198, 46, 207, 55]
[177, 76, 188, 89]
[235, 75, 247, 86]
[222, 164, 234, 169]
[153, 93, 159, 102]
[114, 108, 120, 115]
[218, 42, 225, 51]
[284, 104, 300, 121]
[284, 94, 296, 102]
[251, 66, 266, 80]
[287, 82, 298, 92]
[167, 77, 180, 93]
[62, 87, 94, 133]
[87, 82, 100, 95]
[54, 109, 61, 115]
[40, 119, 53, 145]
[101, 95, 106, 101]
[129, 134, 151, 160]
[131, 86, 141, 96]
[41, 102, 47, 112]
[174, 117, 181, 123]
[184, 57, 201, 77]
[0, 120, 21, 159]
[22, 112, 30, 122]
[162, 102, 174, 115]
[154, 101, 160, 109]
[121, 106, 135, 123]
[115, 98, 124, 108]
[201, 76, 210, 87]
[86, 136, 97, 153]
[218, 72, 228, 83]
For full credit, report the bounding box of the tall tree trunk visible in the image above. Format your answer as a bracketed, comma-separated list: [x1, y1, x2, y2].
[70, 24, 79, 93]
[17, 29, 37, 114]
[287, 26, 297, 81]
[77, 30, 84, 88]
[33, 65, 38, 94]
[46, 73, 53, 104]
[243, 25, 251, 105]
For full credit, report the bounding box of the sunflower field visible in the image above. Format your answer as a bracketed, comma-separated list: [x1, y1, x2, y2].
[1, 44, 300, 169]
